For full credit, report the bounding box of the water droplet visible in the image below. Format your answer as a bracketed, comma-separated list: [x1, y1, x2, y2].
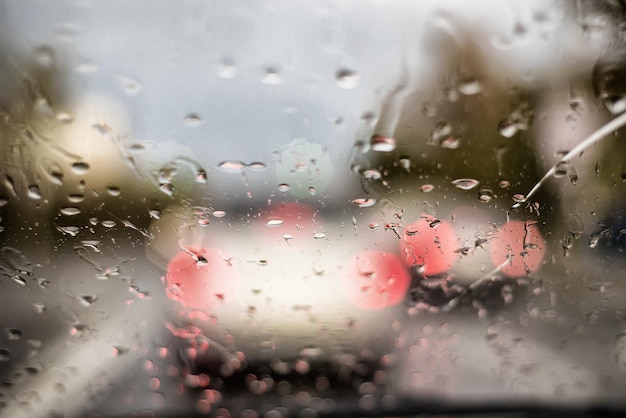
[34, 97, 53, 116]
[478, 189, 495, 202]
[336, 69, 360, 89]
[71, 162, 90, 175]
[352, 198, 377, 208]
[308, 186, 316, 196]
[498, 120, 518, 138]
[184, 113, 204, 127]
[60, 207, 81, 216]
[79, 295, 97, 307]
[458, 78, 481, 95]
[159, 183, 174, 197]
[212, 210, 226, 218]
[0, 198, 8, 207]
[398, 156, 411, 170]
[101, 220, 116, 228]
[33, 45, 55, 67]
[451, 178, 480, 190]
[362, 169, 381, 180]
[266, 218, 284, 227]
[158, 166, 177, 183]
[512, 193, 526, 203]
[553, 161, 569, 178]
[247, 162, 267, 171]
[33, 303, 46, 313]
[499, 179, 511, 188]
[116, 75, 142, 96]
[55, 112, 74, 123]
[217, 59, 237, 78]
[422, 102, 437, 118]
[420, 184, 434, 193]
[218, 160, 246, 172]
[55, 225, 80, 236]
[440, 135, 461, 149]
[68, 194, 84, 203]
[569, 214, 584, 237]
[0, 349, 11, 362]
[431, 122, 452, 143]
[196, 169, 207, 183]
[262, 68, 282, 85]
[277, 183, 290, 192]
[313, 231, 326, 239]
[44, 162, 64, 185]
[28, 185, 42, 200]
[107, 185, 121, 196]
[604, 95, 626, 114]
[149, 209, 161, 219]
[5, 328, 22, 341]
[370, 136, 396, 152]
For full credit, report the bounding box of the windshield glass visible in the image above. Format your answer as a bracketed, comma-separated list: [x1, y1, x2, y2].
[1, 1, 626, 417]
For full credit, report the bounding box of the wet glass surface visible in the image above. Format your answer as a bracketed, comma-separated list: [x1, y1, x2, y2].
[1, 1, 626, 417]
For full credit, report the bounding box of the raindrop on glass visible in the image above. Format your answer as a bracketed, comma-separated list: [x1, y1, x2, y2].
[362, 169, 381, 180]
[262, 68, 282, 85]
[313, 231, 327, 239]
[512, 193, 526, 203]
[352, 198, 377, 208]
[117, 75, 142, 96]
[107, 185, 121, 196]
[160, 183, 174, 197]
[71, 162, 90, 175]
[55, 112, 74, 123]
[370, 136, 396, 152]
[68, 194, 85, 203]
[212, 210, 226, 218]
[56, 225, 79, 236]
[217, 59, 237, 78]
[60, 207, 81, 216]
[218, 161, 246, 172]
[553, 161, 569, 178]
[33, 45, 55, 67]
[440, 135, 461, 149]
[184, 114, 204, 127]
[266, 218, 285, 227]
[79, 295, 97, 307]
[458, 78, 481, 95]
[247, 162, 267, 171]
[478, 189, 495, 202]
[196, 169, 207, 183]
[451, 178, 480, 190]
[277, 183, 290, 192]
[603, 95, 626, 115]
[28, 185, 42, 200]
[399, 156, 411, 170]
[5, 328, 22, 341]
[498, 120, 518, 138]
[335, 69, 360, 89]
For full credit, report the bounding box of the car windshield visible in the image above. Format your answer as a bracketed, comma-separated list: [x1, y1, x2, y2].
[1, 1, 626, 417]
